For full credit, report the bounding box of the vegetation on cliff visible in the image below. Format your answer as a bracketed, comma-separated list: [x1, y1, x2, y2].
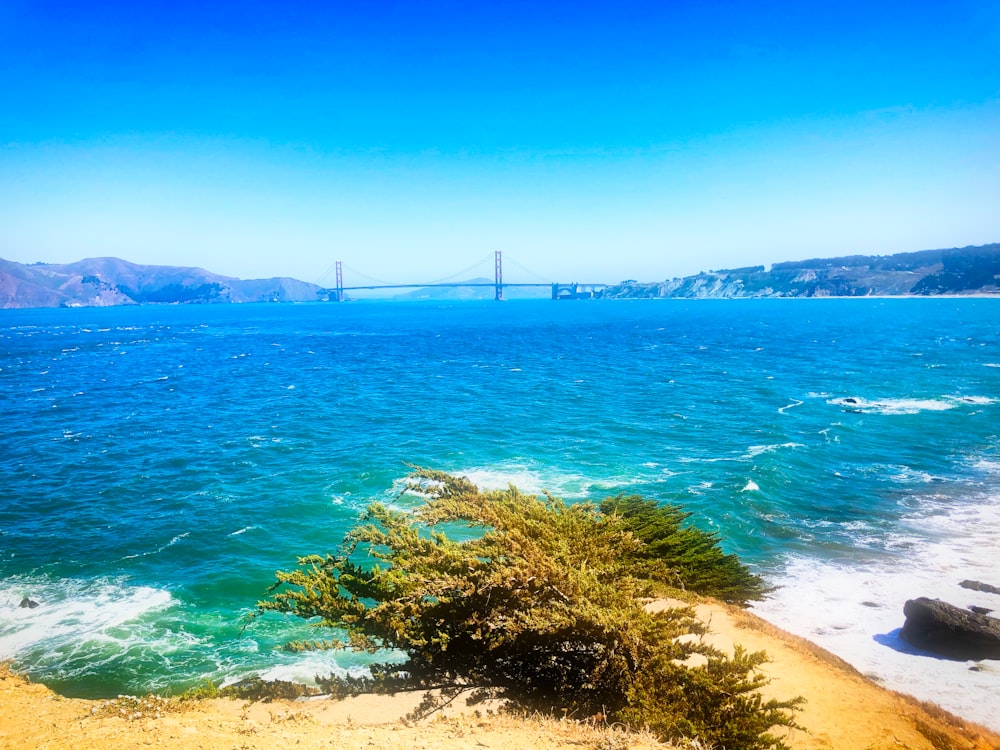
[603, 243, 1000, 298]
[0, 256, 321, 308]
[254, 469, 800, 749]
[4, 242, 997, 308]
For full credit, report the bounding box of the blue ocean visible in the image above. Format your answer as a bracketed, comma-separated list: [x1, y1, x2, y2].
[2, 299, 999, 728]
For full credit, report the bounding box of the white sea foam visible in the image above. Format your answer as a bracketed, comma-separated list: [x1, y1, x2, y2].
[687, 481, 714, 495]
[449, 466, 589, 498]
[954, 395, 998, 405]
[743, 443, 803, 459]
[777, 399, 803, 414]
[828, 396, 954, 415]
[391, 464, 622, 503]
[121, 532, 189, 560]
[828, 394, 998, 415]
[753, 494, 1000, 731]
[594, 472, 673, 490]
[741, 480, 760, 493]
[885, 465, 942, 484]
[253, 653, 380, 687]
[0, 577, 174, 659]
[973, 459, 1000, 475]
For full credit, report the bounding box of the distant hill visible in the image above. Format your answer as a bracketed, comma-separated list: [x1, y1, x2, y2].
[603, 243, 1000, 299]
[4, 243, 998, 309]
[0, 257, 322, 309]
[395, 277, 550, 301]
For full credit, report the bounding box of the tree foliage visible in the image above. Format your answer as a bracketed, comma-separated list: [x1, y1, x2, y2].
[255, 469, 801, 749]
[600, 494, 768, 604]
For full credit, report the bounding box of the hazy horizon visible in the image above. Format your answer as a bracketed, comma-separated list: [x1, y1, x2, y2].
[2, 1, 998, 286]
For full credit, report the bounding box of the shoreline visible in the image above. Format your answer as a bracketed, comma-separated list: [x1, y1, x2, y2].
[749, 491, 1000, 733]
[3, 291, 1000, 312]
[2, 600, 998, 750]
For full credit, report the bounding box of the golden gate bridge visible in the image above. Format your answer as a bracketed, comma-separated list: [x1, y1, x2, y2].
[317, 251, 607, 301]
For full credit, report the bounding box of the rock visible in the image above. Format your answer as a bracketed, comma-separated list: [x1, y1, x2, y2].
[969, 606, 994, 616]
[901, 597, 1000, 660]
[18, 597, 38, 609]
[960, 579, 1000, 596]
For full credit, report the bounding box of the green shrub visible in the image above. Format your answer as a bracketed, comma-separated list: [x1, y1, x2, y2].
[254, 468, 801, 749]
[600, 494, 768, 604]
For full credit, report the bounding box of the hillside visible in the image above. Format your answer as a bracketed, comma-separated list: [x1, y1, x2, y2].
[0, 257, 322, 309]
[604, 243, 1000, 299]
[4, 243, 999, 308]
[396, 277, 551, 300]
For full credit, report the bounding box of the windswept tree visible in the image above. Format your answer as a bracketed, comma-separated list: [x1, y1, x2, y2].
[253, 468, 801, 750]
[600, 494, 768, 604]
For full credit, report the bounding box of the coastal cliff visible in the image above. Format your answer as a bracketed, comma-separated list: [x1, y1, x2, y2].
[604, 243, 1000, 299]
[3, 242, 998, 309]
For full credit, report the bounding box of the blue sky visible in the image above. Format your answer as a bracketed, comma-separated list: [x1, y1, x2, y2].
[1, 1, 998, 285]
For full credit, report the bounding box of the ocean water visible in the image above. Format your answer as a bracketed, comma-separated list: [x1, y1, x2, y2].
[1, 299, 998, 728]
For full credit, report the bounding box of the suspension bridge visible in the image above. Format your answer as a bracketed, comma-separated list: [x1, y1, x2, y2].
[317, 251, 607, 301]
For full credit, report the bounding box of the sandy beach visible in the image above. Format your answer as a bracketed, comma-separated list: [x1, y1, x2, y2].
[2, 600, 998, 750]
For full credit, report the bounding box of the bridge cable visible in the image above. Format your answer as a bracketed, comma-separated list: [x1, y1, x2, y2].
[414, 253, 495, 286]
[337, 253, 496, 288]
[340, 265, 402, 286]
[315, 262, 341, 286]
[502, 255, 554, 284]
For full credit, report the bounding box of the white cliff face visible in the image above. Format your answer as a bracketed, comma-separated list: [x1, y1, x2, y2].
[604, 243, 1000, 299]
[793, 270, 817, 283]
[612, 273, 768, 299]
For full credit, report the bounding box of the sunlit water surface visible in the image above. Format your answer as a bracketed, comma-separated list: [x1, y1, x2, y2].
[1, 299, 998, 728]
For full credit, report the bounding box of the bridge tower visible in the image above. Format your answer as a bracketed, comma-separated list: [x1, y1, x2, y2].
[335, 261, 344, 302]
[494, 250, 503, 301]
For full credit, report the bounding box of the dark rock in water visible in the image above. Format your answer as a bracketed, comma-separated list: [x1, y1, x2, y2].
[18, 597, 39, 609]
[960, 579, 1000, 596]
[901, 597, 1000, 660]
[970, 606, 994, 616]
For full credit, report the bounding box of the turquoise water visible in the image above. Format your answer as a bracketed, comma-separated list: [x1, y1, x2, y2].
[1, 299, 999, 724]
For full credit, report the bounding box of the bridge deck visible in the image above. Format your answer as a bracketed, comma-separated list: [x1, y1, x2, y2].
[332, 282, 554, 291]
[319, 254, 606, 300]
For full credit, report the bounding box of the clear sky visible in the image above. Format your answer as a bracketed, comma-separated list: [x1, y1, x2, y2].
[1, 1, 998, 285]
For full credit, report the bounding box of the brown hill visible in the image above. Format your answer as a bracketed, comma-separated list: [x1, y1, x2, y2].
[0, 257, 322, 309]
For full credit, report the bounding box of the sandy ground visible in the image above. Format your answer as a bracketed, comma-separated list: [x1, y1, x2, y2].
[2, 600, 998, 750]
